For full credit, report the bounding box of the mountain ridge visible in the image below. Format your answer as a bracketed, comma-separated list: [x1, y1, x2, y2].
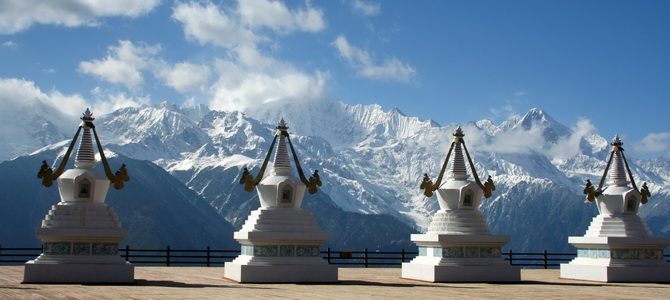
[2, 98, 669, 252]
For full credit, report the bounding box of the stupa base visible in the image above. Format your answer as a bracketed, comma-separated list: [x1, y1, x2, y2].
[560, 261, 670, 282]
[561, 236, 670, 282]
[23, 260, 134, 283]
[224, 262, 338, 283]
[403, 233, 520, 282]
[402, 262, 520, 282]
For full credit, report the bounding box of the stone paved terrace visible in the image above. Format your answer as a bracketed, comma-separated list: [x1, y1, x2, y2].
[1, 266, 669, 299]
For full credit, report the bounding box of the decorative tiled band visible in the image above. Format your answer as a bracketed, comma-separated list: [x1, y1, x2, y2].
[43, 242, 118, 255]
[577, 248, 664, 260]
[417, 246, 502, 258]
[240, 245, 321, 257]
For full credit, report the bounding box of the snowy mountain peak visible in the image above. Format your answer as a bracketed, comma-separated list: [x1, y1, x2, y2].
[517, 108, 571, 143]
[520, 108, 558, 128]
[390, 107, 406, 116]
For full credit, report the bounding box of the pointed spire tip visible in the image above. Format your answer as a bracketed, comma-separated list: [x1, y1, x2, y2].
[453, 125, 464, 137]
[81, 108, 95, 121]
[277, 118, 288, 131]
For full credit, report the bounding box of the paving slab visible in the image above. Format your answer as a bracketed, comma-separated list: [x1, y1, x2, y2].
[0, 266, 668, 299]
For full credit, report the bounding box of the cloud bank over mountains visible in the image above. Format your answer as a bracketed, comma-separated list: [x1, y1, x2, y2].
[1, 75, 668, 159]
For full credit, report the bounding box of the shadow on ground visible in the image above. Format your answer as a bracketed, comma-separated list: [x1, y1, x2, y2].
[115, 279, 270, 289]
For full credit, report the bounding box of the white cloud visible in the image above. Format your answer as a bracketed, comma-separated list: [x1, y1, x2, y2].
[238, 0, 325, 33]
[463, 115, 603, 160]
[333, 35, 372, 66]
[479, 123, 546, 154]
[292, 3, 327, 32]
[171, 1, 329, 111]
[78, 40, 161, 90]
[2, 41, 17, 48]
[351, 0, 381, 16]
[235, 44, 274, 69]
[634, 132, 670, 153]
[489, 104, 516, 121]
[183, 97, 198, 107]
[0, 78, 87, 118]
[210, 58, 328, 112]
[358, 57, 416, 82]
[333, 35, 415, 82]
[156, 62, 210, 92]
[91, 92, 150, 115]
[461, 116, 561, 156]
[172, 0, 325, 49]
[547, 118, 597, 159]
[0, 0, 160, 34]
[0, 78, 149, 120]
[172, 1, 261, 48]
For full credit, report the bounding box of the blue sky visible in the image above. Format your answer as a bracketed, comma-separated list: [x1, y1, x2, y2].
[1, 0, 669, 158]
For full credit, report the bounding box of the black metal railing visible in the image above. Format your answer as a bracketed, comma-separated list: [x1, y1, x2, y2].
[0, 246, 42, 264]
[323, 247, 415, 267]
[2, 245, 669, 269]
[503, 249, 577, 268]
[119, 245, 241, 266]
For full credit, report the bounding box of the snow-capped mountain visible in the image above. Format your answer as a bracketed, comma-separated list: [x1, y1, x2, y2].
[2, 97, 669, 252]
[0, 94, 74, 162]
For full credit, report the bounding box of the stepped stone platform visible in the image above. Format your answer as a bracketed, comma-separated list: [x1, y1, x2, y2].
[1, 266, 668, 299]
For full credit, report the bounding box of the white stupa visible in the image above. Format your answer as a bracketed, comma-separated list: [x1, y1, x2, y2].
[561, 136, 670, 282]
[224, 119, 337, 283]
[402, 126, 520, 282]
[24, 109, 133, 283]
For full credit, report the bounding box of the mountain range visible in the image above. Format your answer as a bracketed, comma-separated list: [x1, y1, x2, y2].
[1, 97, 669, 252]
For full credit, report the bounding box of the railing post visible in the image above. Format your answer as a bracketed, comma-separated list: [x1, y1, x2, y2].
[401, 248, 406, 263]
[543, 249, 548, 269]
[166, 245, 171, 266]
[125, 245, 130, 262]
[507, 249, 513, 265]
[364, 248, 369, 268]
[207, 246, 211, 267]
[327, 247, 331, 264]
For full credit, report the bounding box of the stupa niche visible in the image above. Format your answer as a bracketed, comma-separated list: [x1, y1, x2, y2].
[23, 108, 133, 284]
[224, 118, 337, 283]
[561, 136, 670, 282]
[402, 126, 520, 282]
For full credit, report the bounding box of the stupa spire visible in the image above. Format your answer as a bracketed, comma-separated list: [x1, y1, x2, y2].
[239, 118, 322, 195]
[448, 126, 469, 180]
[608, 136, 628, 186]
[36, 108, 129, 190]
[420, 125, 495, 198]
[272, 118, 292, 175]
[74, 108, 96, 169]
